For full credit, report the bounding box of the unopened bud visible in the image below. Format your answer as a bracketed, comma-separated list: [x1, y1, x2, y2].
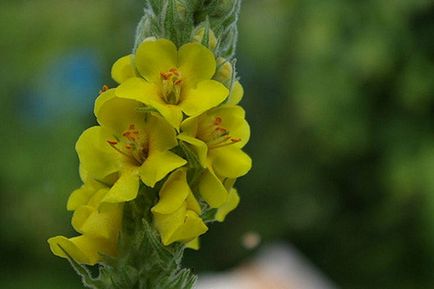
[175, 2, 187, 21]
[210, 0, 235, 18]
[214, 57, 233, 84]
[193, 26, 217, 51]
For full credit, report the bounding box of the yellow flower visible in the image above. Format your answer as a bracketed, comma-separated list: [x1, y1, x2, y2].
[113, 38, 229, 128]
[77, 89, 186, 203]
[48, 181, 123, 265]
[151, 168, 208, 246]
[178, 105, 251, 207]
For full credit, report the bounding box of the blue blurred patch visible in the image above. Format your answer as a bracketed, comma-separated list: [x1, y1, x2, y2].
[22, 50, 102, 124]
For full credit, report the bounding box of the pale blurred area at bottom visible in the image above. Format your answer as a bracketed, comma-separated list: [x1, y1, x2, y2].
[196, 244, 338, 289]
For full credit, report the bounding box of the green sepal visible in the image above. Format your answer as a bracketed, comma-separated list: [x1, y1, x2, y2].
[163, 0, 178, 44]
[200, 18, 211, 49]
[58, 245, 106, 289]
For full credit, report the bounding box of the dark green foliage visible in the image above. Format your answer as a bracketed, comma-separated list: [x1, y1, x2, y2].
[187, 1, 434, 289]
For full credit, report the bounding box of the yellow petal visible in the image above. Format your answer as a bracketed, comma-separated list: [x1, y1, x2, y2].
[145, 114, 179, 152]
[71, 205, 93, 233]
[154, 205, 208, 246]
[169, 211, 208, 244]
[178, 42, 216, 87]
[95, 91, 148, 135]
[152, 169, 190, 214]
[87, 188, 110, 208]
[111, 54, 137, 84]
[153, 203, 187, 246]
[226, 81, 244, 105]
[115, 77, 161, 106]
[115, 79, 182, 129]
[149, 101, 183, 129]
[209, 147, 252, 178]
[67, 182, 103, 211]
[215, 188, 240, 222]
[102, 170, 140, 203]
[135, 39, 178, 83]
[139, 151, 187, 187]
[180, 80, 228, 116]
[177, 134, 208, 167]
[73, 203, 123, 239]
[94, 88, 116, 117]
[211, 104, 246, 119]
[179, 114, 199, 136]
[198, 168, 228, 208]
[76, 126, 120, 182]
[186, 191, 201, 215]
[223, 178, 237, 191]
[185, 238, 200, 250]
[48, 235, 116, 265]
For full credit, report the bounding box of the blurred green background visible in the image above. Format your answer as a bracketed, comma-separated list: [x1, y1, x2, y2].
[1, 0, 434, 288]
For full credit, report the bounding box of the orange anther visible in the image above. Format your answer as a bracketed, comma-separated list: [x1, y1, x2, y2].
[107, 140, 118, 145]
[216, 127, 227, 133]
[214, 117, 222, 125]
[160, 72, 170, 80]
[99, 85, 110, 94]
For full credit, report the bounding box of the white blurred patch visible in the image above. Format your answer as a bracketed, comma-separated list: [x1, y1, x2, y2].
[241, 231, 261, 250]
[196, 243, 338, 289]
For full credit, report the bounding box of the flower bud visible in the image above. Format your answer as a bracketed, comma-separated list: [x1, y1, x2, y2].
[193, 26, 217, 51]
[176, 2, 187, 21]
[210, 0, 235, 18]
[214, 57, 233, 84]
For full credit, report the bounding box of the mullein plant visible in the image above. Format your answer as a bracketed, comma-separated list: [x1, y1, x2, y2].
[48, 1, 250, 288]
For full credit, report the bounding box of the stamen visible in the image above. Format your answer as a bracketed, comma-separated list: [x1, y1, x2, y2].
[198, 116, 242, 150]
[99, 85, 110, 94]
[160, 68, 183, 104]
[169, 68, 179, 75]
[214, 117, 222, 125]
[107, 124, 150, 165]
[107, 140, 137, 161]
[208, 137, 242, 149]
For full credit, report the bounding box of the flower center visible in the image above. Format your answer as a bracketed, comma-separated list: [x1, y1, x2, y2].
[160, 68, 183, 105]
[107, 124, 149, 165]
[197, 116, 241, 149]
